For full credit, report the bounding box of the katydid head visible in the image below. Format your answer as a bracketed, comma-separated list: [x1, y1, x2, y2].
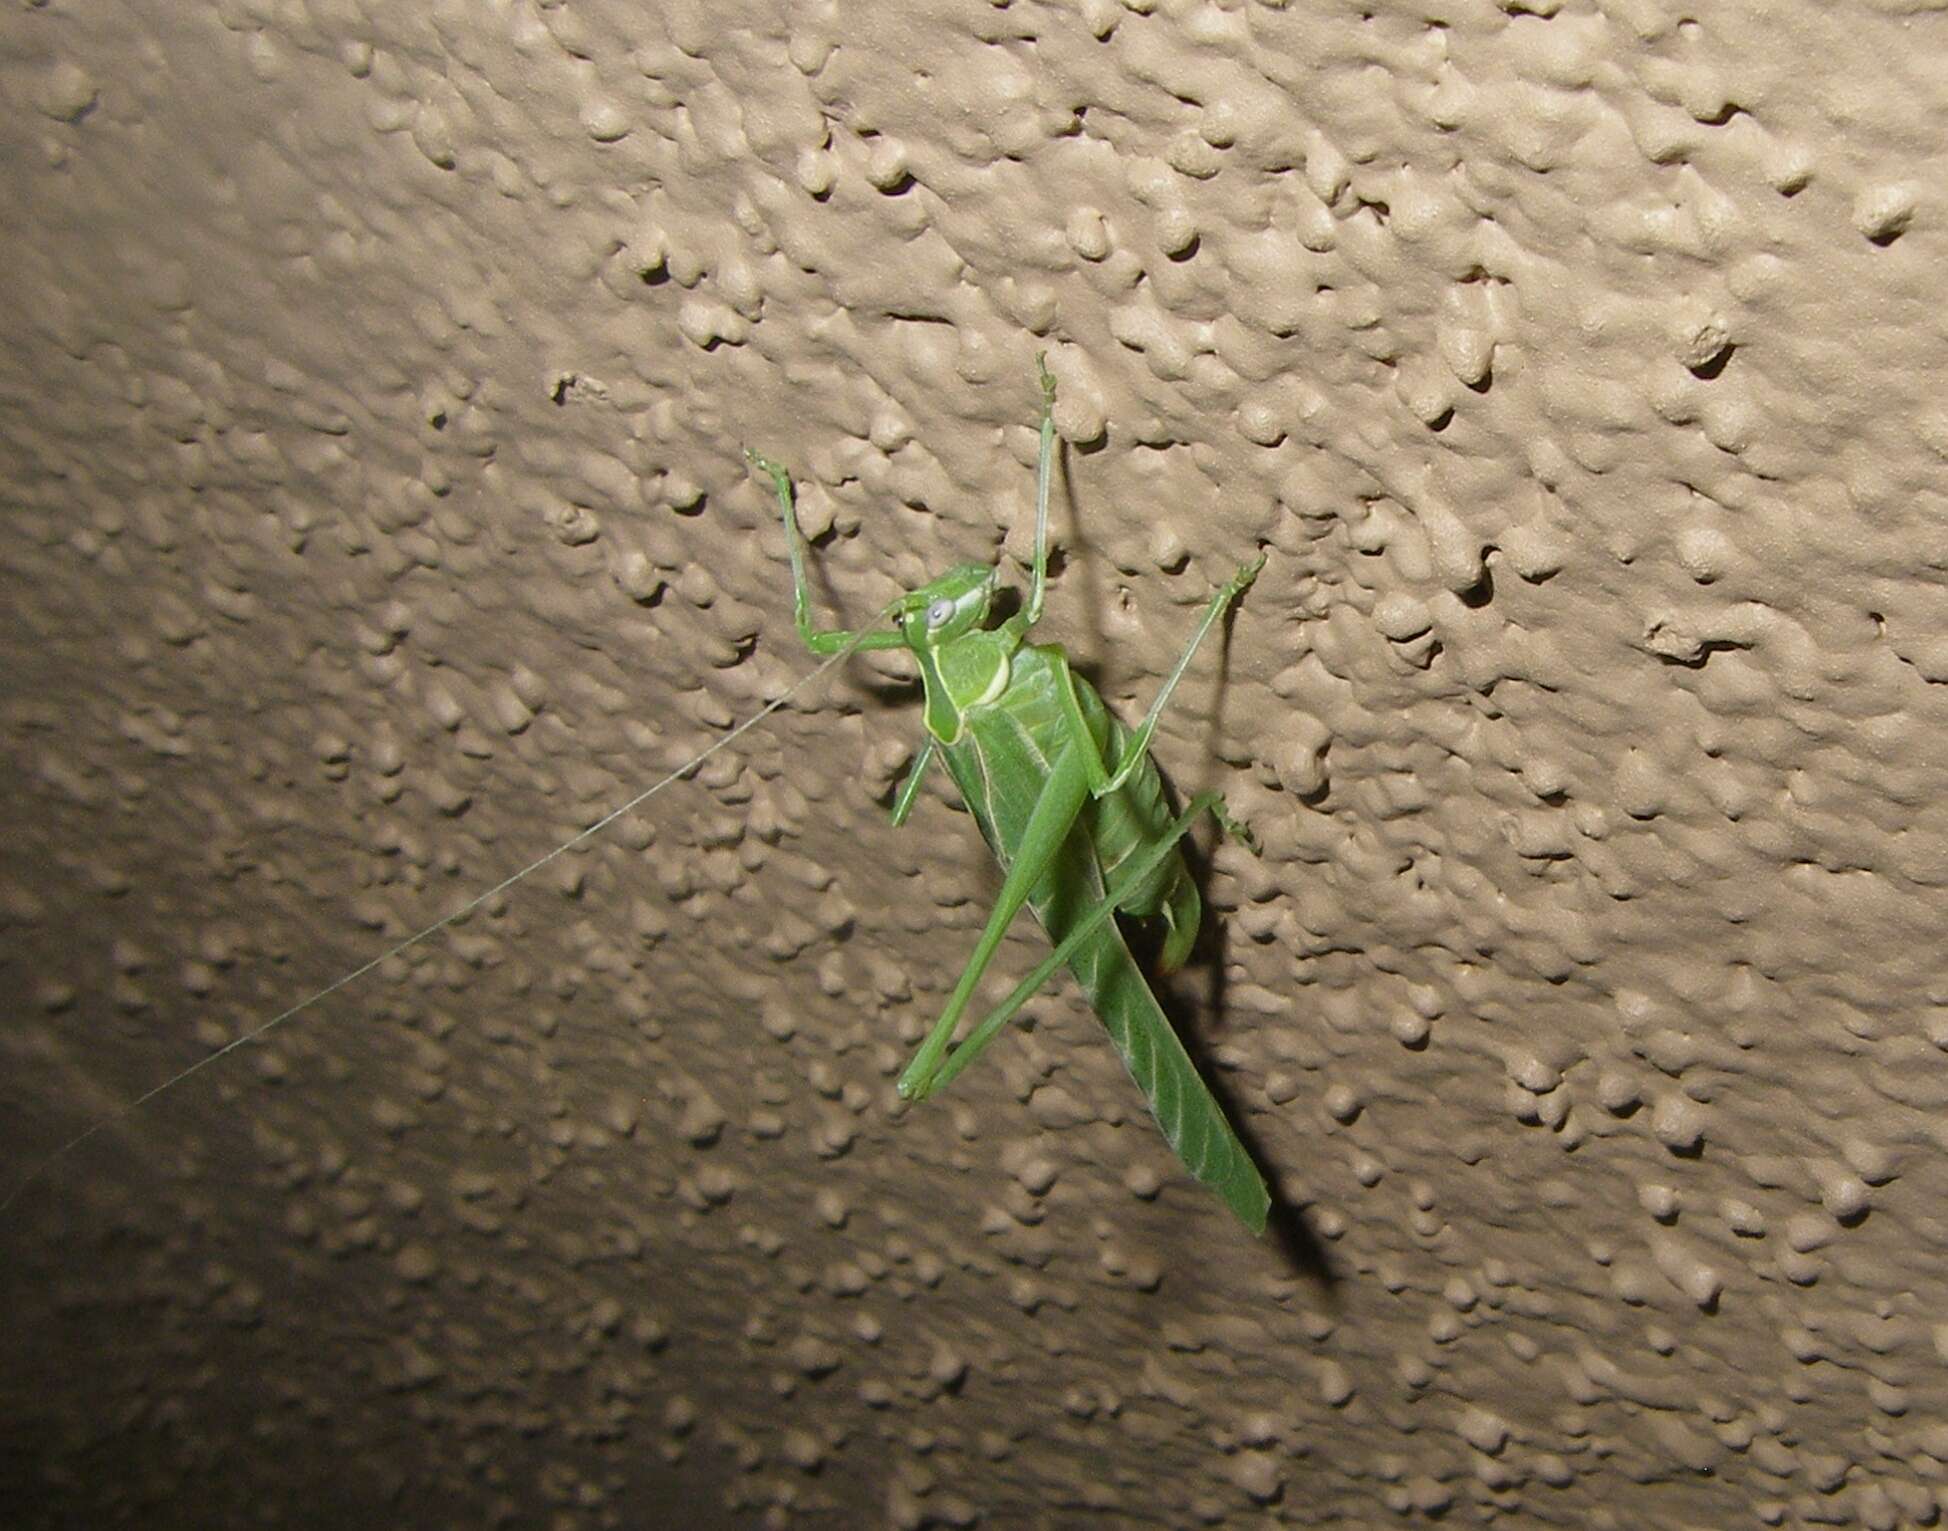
[892, 562, 997, 653]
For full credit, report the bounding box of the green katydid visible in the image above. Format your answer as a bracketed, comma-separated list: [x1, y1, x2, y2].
[1, 364, 1271, 1237]
[748, 358, 1272, 1234]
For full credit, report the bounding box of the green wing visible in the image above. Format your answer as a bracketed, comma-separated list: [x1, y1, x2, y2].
[1029, 846, 1271, 1234]
[940, 679, 1271, 1234]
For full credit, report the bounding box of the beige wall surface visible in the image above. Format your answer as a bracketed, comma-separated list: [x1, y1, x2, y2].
[5, 0, 1948, 1526]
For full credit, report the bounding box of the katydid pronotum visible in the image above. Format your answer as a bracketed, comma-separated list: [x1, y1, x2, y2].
[5, 360, 1272, 1236]
[749, 357, 1271, 1233]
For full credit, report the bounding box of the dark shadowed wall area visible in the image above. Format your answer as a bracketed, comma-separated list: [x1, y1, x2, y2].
[6, 1, 1948, 1527]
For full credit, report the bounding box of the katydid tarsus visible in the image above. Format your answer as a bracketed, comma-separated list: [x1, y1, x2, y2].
[749, 356, 1272, 1234]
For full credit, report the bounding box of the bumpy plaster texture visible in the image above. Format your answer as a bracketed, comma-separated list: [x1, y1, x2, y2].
[5, 0, 1948, 1526]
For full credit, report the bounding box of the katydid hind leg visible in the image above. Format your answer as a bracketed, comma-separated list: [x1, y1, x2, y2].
[916, 790, 1272, 1233]
[918, 790, 1220, 1098]
[893, 747, 1093, 1102]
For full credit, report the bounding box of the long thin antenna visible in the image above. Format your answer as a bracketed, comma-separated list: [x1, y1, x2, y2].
[2, 629, 880, 1214]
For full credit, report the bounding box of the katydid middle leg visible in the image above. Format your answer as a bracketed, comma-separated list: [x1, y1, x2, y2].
[1048, 553, 1266, 802]
[889, 735, 938, 828]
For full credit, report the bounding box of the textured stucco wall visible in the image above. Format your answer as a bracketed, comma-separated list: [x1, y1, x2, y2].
[6, 1, 1948, 1526]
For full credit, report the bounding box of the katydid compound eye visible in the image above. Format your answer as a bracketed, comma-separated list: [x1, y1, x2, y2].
[926, 598, 955, 628]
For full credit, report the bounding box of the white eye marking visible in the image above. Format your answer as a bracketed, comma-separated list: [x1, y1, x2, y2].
[926, 597, 955, 628]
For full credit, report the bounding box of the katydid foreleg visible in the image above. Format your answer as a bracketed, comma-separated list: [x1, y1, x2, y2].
[747, 449, 907, 658]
